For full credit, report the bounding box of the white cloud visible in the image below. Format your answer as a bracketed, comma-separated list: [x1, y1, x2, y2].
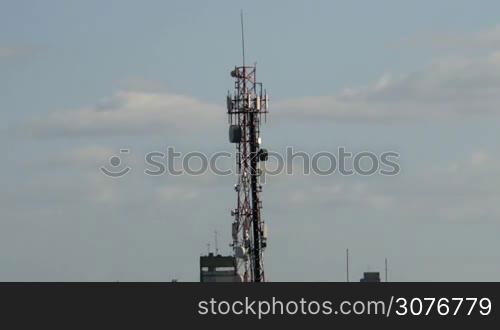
[275, 51, 500, 121]
[411, 25, 500, 51]
[0, 47, 34, 58]
[380, 150, 500, 221]
[282, 181, 395, 211]
[266, 148, 500, 223]
[27, 91, 223, 137]
[157, 186, 200, 202]
[23, 27, 500, 137]
[470, 151, 490, 167]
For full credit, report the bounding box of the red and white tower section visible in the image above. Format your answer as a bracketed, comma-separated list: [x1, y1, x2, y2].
[227, 65, 269, 282]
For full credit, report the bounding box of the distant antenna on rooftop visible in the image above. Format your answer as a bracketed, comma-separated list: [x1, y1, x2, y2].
[215, 230, 219, 255]
[346, 248, 350, 282]
[385, 258, 388, 282]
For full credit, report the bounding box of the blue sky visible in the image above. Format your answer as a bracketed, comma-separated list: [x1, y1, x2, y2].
[2, 0, 500, 281]
[4, 0, 500, 109]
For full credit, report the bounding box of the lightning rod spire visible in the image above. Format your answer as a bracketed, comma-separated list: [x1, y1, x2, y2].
[240, 10, 245, 67]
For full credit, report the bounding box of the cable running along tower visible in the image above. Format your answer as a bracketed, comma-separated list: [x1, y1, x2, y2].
[227, 13, 269, 282]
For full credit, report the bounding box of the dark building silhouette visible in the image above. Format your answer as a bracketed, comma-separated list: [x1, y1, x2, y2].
[360, 272, 381, 282]
[199, 253, 241, 282]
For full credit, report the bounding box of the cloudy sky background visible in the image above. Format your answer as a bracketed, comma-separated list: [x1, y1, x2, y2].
[2, 0, 500, 281]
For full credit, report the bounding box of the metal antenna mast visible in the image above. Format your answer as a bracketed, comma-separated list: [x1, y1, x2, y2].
[385, 258, 388, 282]
[215, 230, 219, 255]
[227, 13, 269, 282]
[346, 248, 350, 282]
[240, 10, 245, 67]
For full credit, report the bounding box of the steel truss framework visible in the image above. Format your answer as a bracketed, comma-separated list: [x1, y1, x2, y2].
[227, 65, 269, 282]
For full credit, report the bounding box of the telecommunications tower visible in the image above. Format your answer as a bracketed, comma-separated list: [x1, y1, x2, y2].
[226, 13, 269, 282]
